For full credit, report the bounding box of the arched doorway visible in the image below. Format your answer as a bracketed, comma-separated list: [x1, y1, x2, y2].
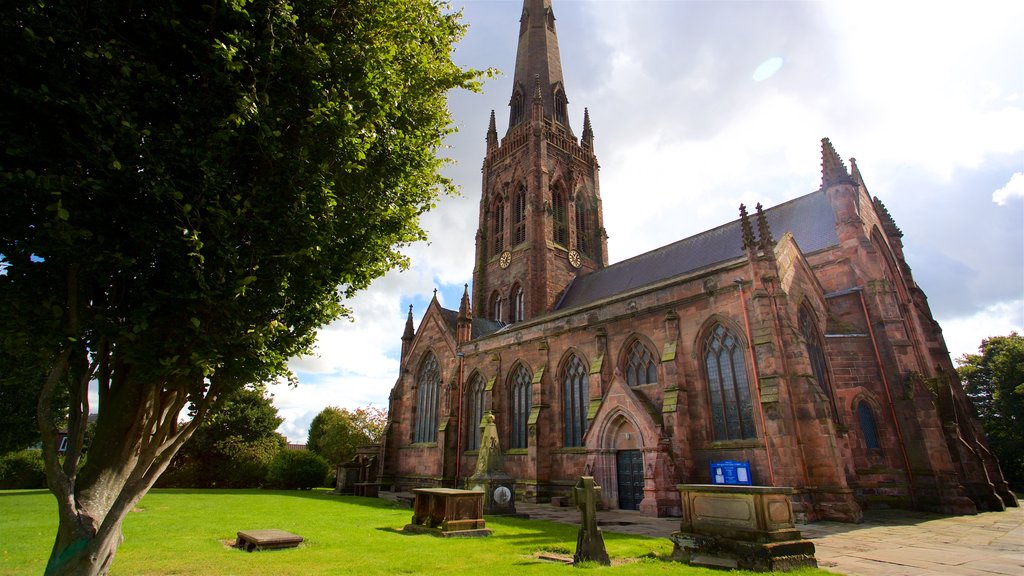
[607, 416, 643, 510]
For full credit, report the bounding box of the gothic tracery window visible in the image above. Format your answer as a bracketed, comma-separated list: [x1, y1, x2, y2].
[704, 324, 756, 441]
[466, 373, 486, 451]
[575, 197, 590, 255]
[624, 339, 658, 386]
[857, 401, 881, 450]
[799, 305, 837, 418]
[489, 291, 503, 323]
[563, 354, 589, 447]
[513, 186, 527, 246]
[554, 88, 568, 125]
[511, 90, 524, 126]
[510, 365, 532, 449]
[414, 354, 440, 443]
[552, 188, 567, 246]
[512, 284, 524, 323]
[492, 197, 505, 256]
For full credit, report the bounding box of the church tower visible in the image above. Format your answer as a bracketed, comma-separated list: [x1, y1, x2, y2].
[472, 0, 606, 324]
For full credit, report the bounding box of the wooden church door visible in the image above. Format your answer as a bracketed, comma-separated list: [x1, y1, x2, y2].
[616, 450, 643, 510]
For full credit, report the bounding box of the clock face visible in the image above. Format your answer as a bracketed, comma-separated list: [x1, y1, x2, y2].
[493, 485, 512, 505]
[568, 249, 582, 269]
[499, 250, 511, 269]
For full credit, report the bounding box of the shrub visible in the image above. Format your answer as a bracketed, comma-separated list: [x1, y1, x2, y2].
[0, 450, 47, 489]
[266, 450, 329, 490]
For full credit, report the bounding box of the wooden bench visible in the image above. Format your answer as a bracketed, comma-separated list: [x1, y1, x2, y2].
[235, 529, 304, 552]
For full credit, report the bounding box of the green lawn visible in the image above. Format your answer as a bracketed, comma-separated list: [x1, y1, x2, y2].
[0, 489, 829, 575]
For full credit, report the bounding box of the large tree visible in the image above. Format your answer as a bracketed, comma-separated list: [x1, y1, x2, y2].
[307, 405, 387, 466]
[958, 333, 1024, 486]
[162, 387, 286, 488]
[0, 1, 480, 573]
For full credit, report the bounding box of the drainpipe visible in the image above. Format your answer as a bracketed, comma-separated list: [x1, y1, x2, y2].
[455, 350, 465, 488]
[858, 288, 916, 505]
[735, 279, 776, 486]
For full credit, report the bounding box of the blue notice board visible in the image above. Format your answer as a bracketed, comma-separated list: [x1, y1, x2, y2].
[710, 460, 752, 486]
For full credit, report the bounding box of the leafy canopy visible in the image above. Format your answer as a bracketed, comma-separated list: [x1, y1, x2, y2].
[307, 406, 387, 465]
[0, 0, 482, 572]
[959, 332, 1024, 484]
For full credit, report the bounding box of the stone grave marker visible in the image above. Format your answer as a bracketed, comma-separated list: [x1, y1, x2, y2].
[571, 476, 610, 566]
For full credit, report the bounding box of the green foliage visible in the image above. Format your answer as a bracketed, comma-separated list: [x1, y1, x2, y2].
[160, 388, 286, 488]
[0, 450, 47, 489]
[266, 450, 330, 490]
[307, 405, 387, 465]
[958, 332, 1024, 485]
[0, 0, 480, 567]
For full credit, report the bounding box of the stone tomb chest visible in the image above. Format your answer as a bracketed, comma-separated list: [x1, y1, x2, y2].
[671, 484, 816, 571]
[403, 488, 491, 537]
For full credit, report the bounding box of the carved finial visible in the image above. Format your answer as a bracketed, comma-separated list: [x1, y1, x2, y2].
[487, 110, 498, 147]
[432, 288, 438, 300]
[849, 157, 864, 187]
[458, 283, 472, 320]
[821, 137, 854, 188]
[581, 107, 594, 148]
[740, 204, 757, 251]
[402, 305, 415, 341]
[755, 203, 774, 249]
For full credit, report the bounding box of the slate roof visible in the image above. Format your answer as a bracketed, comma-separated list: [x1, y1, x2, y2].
[438, 307, 506, 339]
[556, 189, 839, 310]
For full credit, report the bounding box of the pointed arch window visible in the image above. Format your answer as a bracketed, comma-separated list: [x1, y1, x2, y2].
[510, 90, 524, 126]
[857, 401, 881, 450]
[492, 197, 505, 256]
[553, 88, 568, 125]
[624, 340, 658, 386]
[575, 197, 590, 256]
[552, 188, 568, 245]
[799, 305, 837, 418]
[510, 365, 532, 449]
[466, 374, 486, 451]
[513, 186, 527, 246]
[704, 324, 756, 441]
[489, 291, 503, 323]
[512, 284, 524, 323]
[563, 354, 589, 447]
[414, 354, 440, 443]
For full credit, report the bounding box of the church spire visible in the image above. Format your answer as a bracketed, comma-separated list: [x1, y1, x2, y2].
[509, 0, 572, 133]
[401, 304, 415, 361]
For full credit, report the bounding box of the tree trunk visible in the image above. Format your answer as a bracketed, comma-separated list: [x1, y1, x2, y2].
[46, 508, 124, 576]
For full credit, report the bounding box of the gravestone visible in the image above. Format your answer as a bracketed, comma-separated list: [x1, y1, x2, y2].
[466, 413, 517, 515]
[571, 476, 610, 566]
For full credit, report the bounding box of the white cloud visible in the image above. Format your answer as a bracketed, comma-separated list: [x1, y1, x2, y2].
[940, 299, 1024, 363]
[992, 172, 1024, 205]
[268, 0, 1024, 442]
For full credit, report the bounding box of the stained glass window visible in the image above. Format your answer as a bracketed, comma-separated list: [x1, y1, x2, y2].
[510, 365, 532, 449]
[563, 355, 589, 446]
[624, 340, 658, 386]
[414, 354, 440, 443]
[704, 324, 755, 440]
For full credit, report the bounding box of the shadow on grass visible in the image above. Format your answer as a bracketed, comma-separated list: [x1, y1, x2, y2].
[0, 489, 50, 497]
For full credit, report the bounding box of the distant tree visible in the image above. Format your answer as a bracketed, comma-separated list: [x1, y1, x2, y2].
[307, 406, 387, 466]
[266, 450, 330, 490]
[958, 333, 1024, 485]
[162, 388, 286, 488]
[0, 0, 481, 573]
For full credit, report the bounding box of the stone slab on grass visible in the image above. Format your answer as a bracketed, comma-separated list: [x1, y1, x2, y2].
[236, 529, 304, 552]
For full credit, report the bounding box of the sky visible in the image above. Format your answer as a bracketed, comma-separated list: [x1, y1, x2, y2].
[273, 0, 1024, 443]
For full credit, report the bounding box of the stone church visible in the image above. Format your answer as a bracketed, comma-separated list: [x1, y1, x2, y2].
[380, 0, 1016, 520]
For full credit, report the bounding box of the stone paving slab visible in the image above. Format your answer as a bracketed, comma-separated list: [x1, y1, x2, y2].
[509, 499, 1024, 576]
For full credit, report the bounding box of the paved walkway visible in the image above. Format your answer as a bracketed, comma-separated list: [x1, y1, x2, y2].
[512, 500, 1024, 576]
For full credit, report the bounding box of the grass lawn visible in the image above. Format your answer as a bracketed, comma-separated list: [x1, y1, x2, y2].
[0, 489, 830, 575]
